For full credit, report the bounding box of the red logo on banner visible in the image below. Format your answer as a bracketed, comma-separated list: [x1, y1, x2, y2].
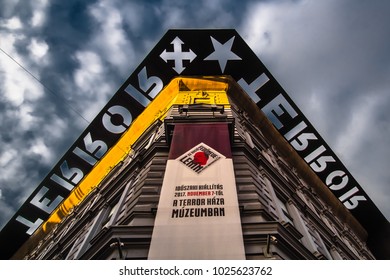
[193, 151, 209, 166]
[178, 143, 223, 174]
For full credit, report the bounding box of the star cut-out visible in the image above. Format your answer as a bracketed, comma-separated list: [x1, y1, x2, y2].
[204, 36, 242, 73]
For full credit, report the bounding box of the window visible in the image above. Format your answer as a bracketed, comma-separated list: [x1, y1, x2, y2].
[65, 200, 119, 259]
[276, 196, 294, 225]
[102, 201, 119, 229]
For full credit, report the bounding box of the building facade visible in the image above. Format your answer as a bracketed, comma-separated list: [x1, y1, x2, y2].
[13, 77, 375, 260]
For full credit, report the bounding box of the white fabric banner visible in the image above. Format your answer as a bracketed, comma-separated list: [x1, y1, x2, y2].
[148, 142, 245, 259]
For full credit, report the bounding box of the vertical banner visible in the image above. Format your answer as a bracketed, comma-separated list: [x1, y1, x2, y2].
[148, 123, 245, 259]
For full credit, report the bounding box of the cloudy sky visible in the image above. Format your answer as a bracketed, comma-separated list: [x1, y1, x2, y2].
[0, 0, 389, 231]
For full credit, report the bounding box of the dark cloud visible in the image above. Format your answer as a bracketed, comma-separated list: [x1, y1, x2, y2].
[240, 0, 390, 219]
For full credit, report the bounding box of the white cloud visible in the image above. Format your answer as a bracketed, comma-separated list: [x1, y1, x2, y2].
[31, 0, 49, 27]
[67, 0, 141, 121]
[27, 37, 51, 72]
[18, 103, 37, 130]
[72, 50, 111, 121]
[0, 65, 44, 106]
[120, 1, 145, 33]
[0, 32, 45, 105]
[0, 16, 23, 30]
[74, 50, 104, 89]
[158, 6, 185, 29]
[28, 38, 49, 61]
[28, 138, 53, 164]
[41, 117, 70, 147]
[0, 149, 17, 168]
[89, 0, 134, 73]
[0, 1, 48, 30]
[1, 78, 24, 106]
[0, 148, 21, 182]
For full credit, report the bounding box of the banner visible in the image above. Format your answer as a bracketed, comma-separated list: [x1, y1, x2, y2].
[148, 123, 245, 259]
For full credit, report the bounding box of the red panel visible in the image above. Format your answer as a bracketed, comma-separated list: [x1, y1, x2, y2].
[169, 123, 232, 159]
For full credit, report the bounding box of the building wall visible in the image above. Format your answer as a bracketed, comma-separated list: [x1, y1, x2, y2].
[22, 102, 374, 260]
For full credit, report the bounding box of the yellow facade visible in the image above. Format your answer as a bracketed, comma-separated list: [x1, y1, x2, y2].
[40, 77, 231, 234]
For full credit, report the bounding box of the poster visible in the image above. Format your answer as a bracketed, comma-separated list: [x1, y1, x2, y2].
[148, 124, 245, 259]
